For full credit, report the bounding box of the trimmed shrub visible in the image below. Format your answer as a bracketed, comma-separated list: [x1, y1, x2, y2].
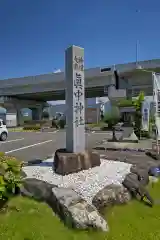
[0, 154, 23, 201]
[23, 125, 41, 131]
[24, 120, 47, 126]
[51, 119, 59, 129]
[103, 106, 120, 129]
[141, 131, 150, 139]
[117, 99, 135, 107]
[0, 152, 5, 157]
[58, 119, 66, 129]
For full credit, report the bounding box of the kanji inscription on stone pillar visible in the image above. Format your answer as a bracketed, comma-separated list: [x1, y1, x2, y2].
[65, 46, 85, 153]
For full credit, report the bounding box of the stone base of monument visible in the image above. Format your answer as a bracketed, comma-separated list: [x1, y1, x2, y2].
[107, 133, 138, 143]
[54, 148, 101, 175]
[118, 132, 139, 143]
[108, 128, 138, 143]
[120, 126, 138, 143]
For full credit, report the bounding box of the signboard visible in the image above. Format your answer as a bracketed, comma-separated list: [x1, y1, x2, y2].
[141, 100, 150, 131]
[85, 107, 100, 124]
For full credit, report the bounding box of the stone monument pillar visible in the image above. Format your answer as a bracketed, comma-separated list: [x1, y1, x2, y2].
[65, 45, 85, 153]
[54, 45, 100, 176]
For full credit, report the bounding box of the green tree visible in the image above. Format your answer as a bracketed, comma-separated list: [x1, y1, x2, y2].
[103, 106, 120, 140]
[133, 91, 145, 139]
[117, 99, 135, 107]
[104, 106, 120, 127]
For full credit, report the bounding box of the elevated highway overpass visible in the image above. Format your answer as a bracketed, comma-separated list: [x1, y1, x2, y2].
[1, 59, 160, 101]
[0, 59, 160, 126]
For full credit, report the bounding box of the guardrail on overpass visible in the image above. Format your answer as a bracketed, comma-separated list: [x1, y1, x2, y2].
[1, 59, 160, 87]
[0, 59, 159, 100]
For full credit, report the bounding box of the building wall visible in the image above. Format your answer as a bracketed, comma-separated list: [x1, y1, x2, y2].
[48, 99, 101, 123]
[48, 98, 99, 117]
[6, 113, 17, 127]
[85, 107, 100, 123]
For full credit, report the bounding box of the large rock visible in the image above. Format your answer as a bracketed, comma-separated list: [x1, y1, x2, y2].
[92, 184, 131, 210]
[20, 178, 57, 202]
[122, 173, 141, 195]
[50, 187, 108, 232]
[130, 166, 149, 186]
[54, 149, 100, 175]
[122, 173, 153, 205]
[20, 179, 108, 231]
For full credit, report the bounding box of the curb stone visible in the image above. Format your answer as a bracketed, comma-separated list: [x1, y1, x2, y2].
[93, 146, 150, 152]
[146, 151, 160, 160]
[24, 159, 44, 166]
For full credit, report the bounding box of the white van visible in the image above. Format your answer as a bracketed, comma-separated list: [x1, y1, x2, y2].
[0, 119, 8, 141]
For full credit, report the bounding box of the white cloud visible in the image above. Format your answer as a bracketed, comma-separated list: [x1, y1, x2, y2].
[53, 69, 61, 73]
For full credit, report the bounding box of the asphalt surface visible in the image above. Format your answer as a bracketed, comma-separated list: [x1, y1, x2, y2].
[99, 150, 158, 169]
[0, 130, 113, 162]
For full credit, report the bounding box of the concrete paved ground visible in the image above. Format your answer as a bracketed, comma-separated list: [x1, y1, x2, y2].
[99, 150, 159, 170]
[95, 139, 153, 150]
[0, 130, 113, 162]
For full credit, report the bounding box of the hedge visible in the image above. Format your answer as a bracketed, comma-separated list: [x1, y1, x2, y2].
[0, 153, 23, 204]
[23, 125, 41, 131]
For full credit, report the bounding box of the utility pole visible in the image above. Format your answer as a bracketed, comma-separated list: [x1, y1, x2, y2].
[136, 40, 139, 67]
[135, 9, 140, 68]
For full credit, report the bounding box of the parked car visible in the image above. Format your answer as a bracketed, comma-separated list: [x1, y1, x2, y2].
[0, 119, 8, 141]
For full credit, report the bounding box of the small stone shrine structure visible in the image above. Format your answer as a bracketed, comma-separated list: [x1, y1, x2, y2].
[54, 45, 100, 175]
[118, 123, 138, 143]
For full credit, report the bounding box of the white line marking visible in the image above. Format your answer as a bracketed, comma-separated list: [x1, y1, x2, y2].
[46, 130, 59, 133]
[5, 140, 53, 154]
[85, 133, 91, 136]
[24, 131, 58, 134]
[1, 138, 24, 144]
[92, 132, 113, 135]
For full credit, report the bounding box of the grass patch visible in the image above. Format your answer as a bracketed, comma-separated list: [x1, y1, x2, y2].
[8, 127, 40, 132]
[87, 122, 107, 128]
[0, 181, 160, 240]
[8, 127, 24, 132]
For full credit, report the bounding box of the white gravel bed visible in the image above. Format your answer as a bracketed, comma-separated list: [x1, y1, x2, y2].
[23, 158, 132, 204]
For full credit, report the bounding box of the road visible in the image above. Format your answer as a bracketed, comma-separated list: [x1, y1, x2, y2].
[0, 130, 113, 162]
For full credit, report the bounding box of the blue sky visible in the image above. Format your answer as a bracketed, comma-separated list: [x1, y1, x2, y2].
[1, 0, 160, 80]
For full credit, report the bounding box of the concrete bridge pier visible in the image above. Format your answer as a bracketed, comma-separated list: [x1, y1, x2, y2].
[2, 99, 47, 126]
[29, 106, 43, 121]
[16, 105, 44, 126]
[16, 108, 24, 126]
